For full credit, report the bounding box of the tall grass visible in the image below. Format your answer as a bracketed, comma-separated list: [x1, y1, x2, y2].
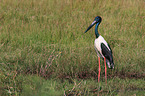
[0, 0, 145, 95]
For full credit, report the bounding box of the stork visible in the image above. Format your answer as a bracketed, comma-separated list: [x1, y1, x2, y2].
[84, 16, 114, 84]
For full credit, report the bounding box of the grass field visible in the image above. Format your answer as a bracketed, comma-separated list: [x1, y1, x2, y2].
[0, 0, 145, 95]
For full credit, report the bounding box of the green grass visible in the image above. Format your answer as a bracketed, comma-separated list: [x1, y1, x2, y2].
[0, 0, 145, 95]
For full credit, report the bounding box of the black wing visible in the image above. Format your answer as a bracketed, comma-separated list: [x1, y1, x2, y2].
[107, 44, 112, 53]
[101, 43, 113, 63]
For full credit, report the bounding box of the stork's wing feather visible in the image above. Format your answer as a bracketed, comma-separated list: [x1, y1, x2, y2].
[101, 43, 113, 62]
[107, 44, 112, 53]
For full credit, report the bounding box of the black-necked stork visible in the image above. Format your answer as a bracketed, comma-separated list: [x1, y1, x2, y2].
[84, 16, 114, 84]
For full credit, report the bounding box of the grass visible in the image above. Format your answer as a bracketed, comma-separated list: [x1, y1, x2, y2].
[0, 0, 145, 95]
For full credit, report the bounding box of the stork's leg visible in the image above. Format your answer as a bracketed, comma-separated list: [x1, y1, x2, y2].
[104, 57, 107, 84]
[98, 57, 101, 83]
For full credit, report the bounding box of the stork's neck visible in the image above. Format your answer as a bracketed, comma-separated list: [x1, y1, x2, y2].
[95, 22, 100, 38]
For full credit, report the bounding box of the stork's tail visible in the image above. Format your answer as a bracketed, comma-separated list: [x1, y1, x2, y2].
[106, 60, 114, 69]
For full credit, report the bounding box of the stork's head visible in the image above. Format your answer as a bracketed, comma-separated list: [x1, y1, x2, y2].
[94, 16, 102, 23]
[84, 16, 102, 33]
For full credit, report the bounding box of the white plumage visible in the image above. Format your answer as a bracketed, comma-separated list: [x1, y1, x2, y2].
[94, 35, 110, 58]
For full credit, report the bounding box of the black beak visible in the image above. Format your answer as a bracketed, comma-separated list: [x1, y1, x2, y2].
[84, 21, 97, 33]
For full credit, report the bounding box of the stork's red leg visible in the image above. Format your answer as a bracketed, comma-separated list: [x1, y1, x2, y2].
[104, 57, 107, 84]
[98, 57, 101, 83]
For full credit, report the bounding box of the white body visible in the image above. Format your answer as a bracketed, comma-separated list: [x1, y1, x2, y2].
[94, 35, 110, 58]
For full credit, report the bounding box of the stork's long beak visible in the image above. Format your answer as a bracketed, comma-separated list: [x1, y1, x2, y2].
[84, 20, 97, 33]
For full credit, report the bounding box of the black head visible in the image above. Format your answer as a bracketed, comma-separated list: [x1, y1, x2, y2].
[84, 16, 102, 33]
[94, 16, 102, 23]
